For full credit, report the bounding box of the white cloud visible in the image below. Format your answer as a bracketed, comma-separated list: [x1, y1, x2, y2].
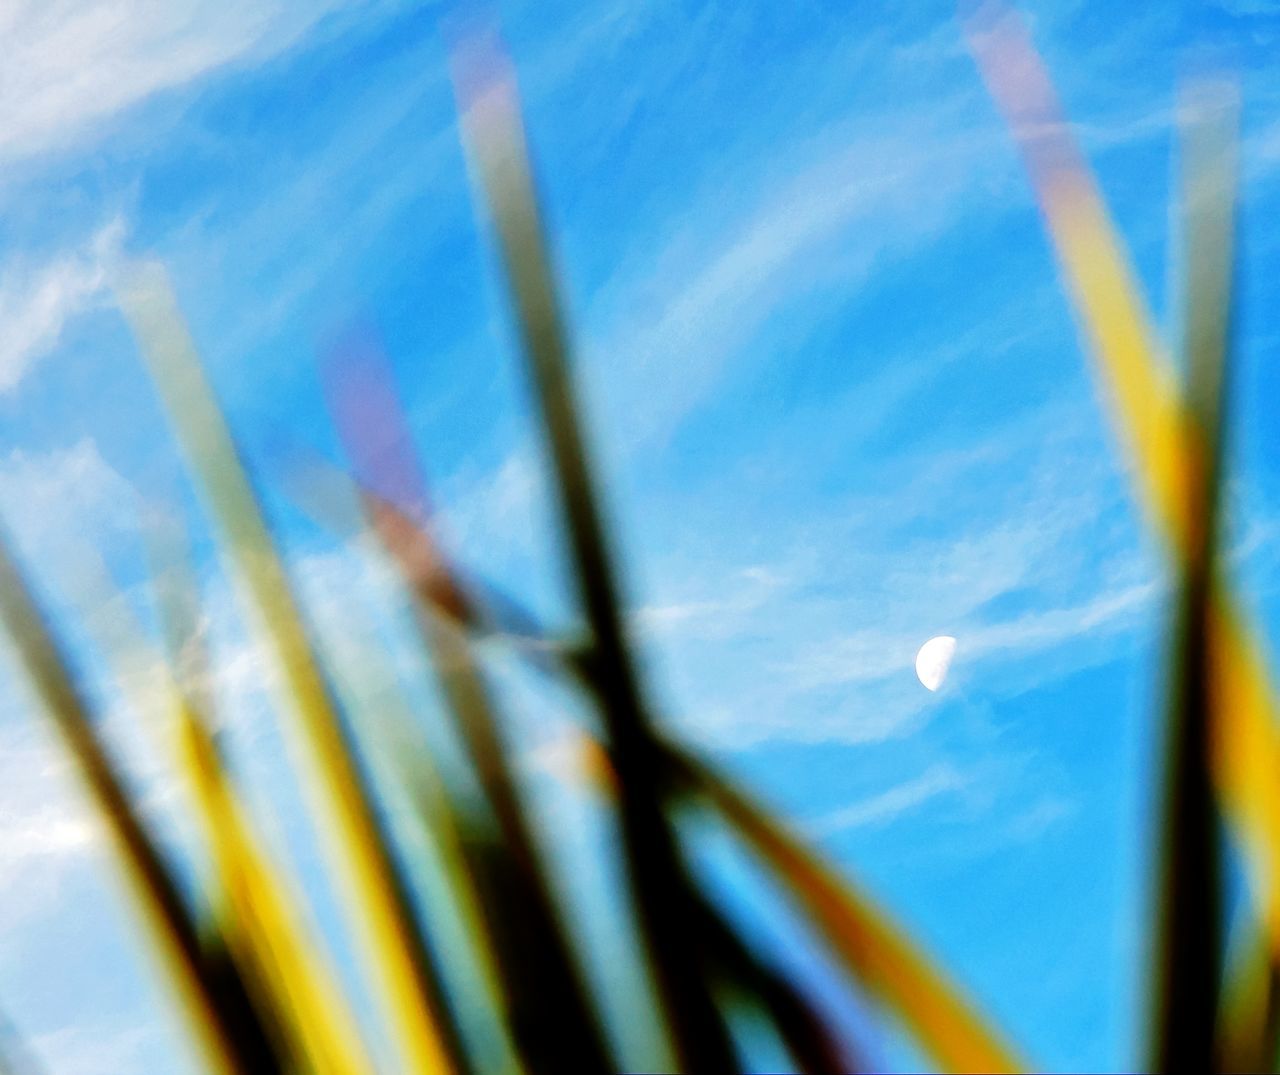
[583, 104, 1004, 450]
[808, 763, 967, 836]
[443, 450, 543, 552]
[633, 564, 789, 637]
[784, 578, 1157, 697]
[0, 808, 96, 865]
[1001, 795, 1077, 842]
[626, 396, 1165, 750]
[0, 436, 137, 552]
[1211, 0, 1280, 17]
[0, 219, 124, 391]
[0, 765, 97, 877]
[0, 725, 105, 926]
[31, 1020, 188, 1075]
[0, 0, 370, 165]
[0, 2, 403, 390]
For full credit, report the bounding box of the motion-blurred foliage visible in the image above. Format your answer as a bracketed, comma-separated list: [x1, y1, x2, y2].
[0, 5, 1272, 1073]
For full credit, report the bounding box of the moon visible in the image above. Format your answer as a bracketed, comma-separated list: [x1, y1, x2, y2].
[915, 636, 957, 692]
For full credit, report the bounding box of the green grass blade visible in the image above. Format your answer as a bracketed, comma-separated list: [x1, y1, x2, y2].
[1149, 78, 1239, 1072]
[449, 29, 738, 1070]
[965, 3, 1280, 1017]
[687, 884, 858, 1074]
[0, 532, 284, 1075]
[117, 264, 467, 1075]
[140, 504, 380, 1075]
[320, 328, 616, 1073]
[663, 740, 1025, 1073]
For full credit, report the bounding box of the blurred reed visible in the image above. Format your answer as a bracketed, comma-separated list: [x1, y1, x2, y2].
[0, 5, 1270, 1074]
[968, 3, 1274, 1071]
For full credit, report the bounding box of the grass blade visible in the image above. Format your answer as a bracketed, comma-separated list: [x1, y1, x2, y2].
[665, 741, 1024, 1074]
[1217, 930, 1280, 1072]
[965, 3, 1280, 979]
[1149, 78, 1239, 1071]
[117, 264, 466, 1075]
[280, 451, 1020, 1071]
[41, 510, 377, 1075]
[687, 884, 858, 1074]
[320, 327, 616, 1073]
[143, 506, 379, 1075]
[0, 533, 284, 1075]
[449, 28, 737, 1070]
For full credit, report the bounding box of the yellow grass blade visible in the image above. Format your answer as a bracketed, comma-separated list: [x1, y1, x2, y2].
[1148, 78, 1239, 1071]
[117, 264, 461, 1075]
[450, 30, 738, 1069]
[36, 510, 376, 1075]
[0, 535, 246, 1075]
[965, 7, 1194, 546]
[320, 330, 615, 1072]
[269, 437, 584, 1073]
[178, 706, 375, 1075]
[664, 742, 1024, 1074]
[142, 510, 378, 1075]
[307, 605, 525, 1075]
[966, 4, 1280, 962]
[279, 464, 1019, 1071]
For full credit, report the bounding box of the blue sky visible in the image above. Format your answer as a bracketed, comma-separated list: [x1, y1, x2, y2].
[2, 0, 1280, 1071]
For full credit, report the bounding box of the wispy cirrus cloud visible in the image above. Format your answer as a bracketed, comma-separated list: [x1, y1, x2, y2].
[0, 726, 103, 934]
[630, 394, 1163, 749]
[808, 763, 968, 836]
[0, 0, 380, 166]
[0, 219, 125, 391]
[0, 436, 137, 550]
[0, 744, 97, 881]
[30, 1022, 181, 1075]
[580, 100, 1009, 451]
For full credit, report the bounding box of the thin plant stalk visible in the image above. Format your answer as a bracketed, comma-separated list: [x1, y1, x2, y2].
[320, 330, 615, 1073]
[143, 507, 379, 1075]
[966, 3, 1280, 971]
[1149, 78, 1239, 1071]
[282, 449, 1026, 1072]
[118, 266, 466, 1075]
[450, 31, 738, 1071]
[0, 534, 283, 1075]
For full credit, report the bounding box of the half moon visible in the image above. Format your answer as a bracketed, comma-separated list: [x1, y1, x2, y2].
[915, 636, 957, 692]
